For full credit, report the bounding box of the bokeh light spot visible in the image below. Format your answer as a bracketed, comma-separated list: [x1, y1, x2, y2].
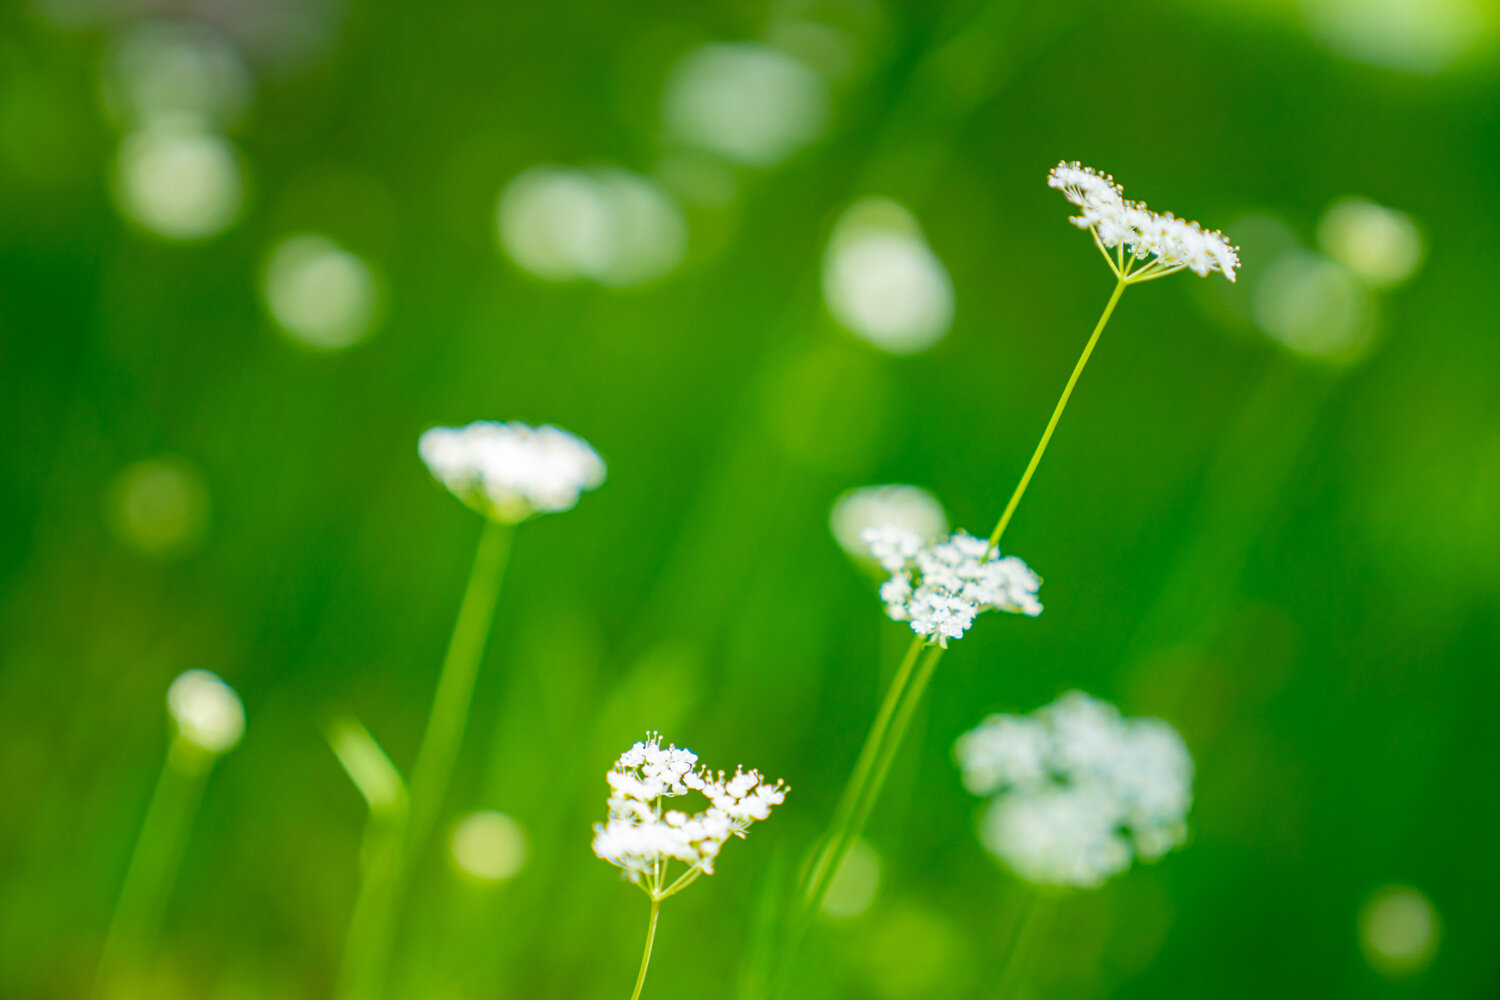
[114, 117, 243, 241]
[830, 484, 948, 566]
[1252, 250, 1377, 365]
[661, 43, 830, 167]
[1301, 0, 1484, 74]
[821, 837, 881, 919]
[450, 810, 528, 883]
[106, 456, 211, 558]
[1359, 884, 1440, 978]
[1317, 197, 1424, 288]
[262, 234, 382, 350]
[104, 22, 253, 127]
[824, 199, 954, 354]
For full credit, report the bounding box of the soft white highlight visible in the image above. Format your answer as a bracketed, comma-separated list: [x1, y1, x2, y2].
[592, 733, 786, 890]
[262, 234, 382, 350]
[863, 527, 1041, 645]
[166, 669, 245, 755]
[830, 484, 948, 566]
[1048, 161, 1239, 282]
[954, 691, 1193, 888]
[114, 117, 243, 241]
[823, 198, 954, 354]
[418, 421, 606, 524]
[662, 44, 829, 167]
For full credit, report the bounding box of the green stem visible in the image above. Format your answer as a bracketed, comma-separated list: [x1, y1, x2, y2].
[629, 897, 662, 1000]
[993, 892, 1053, 998]
[798, 633, 926, 911]
[988, 277, 1127, 550]
[92, 739, 212, 1000]
[336, 518, 513, 1000]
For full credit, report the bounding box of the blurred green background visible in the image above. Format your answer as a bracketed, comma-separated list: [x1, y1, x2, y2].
[3, 0, 1499, 997]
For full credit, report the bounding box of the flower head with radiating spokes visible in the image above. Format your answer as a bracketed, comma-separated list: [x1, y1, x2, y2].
[954, 691, 1193, 888]
[863, 526, 1042, 646]
[592, 732, 786, 896]
[1049, 161, 1239, 283]
[418, 420, 605, 523]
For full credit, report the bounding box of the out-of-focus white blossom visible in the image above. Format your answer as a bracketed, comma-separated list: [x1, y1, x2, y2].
[954, 691, 1193, 888]
[863, 527, 1041, 645]
[262, 233, 382, 350]
[450, 810, 528, 883]
[418, 421, 605, 523]
[1048, 161, 1239, 282]
[166, 669, 245, 755]
[1317, 197, 1425, 288]
[114, 117, 243, 241]
[1359, 884, 1441, 978]
[592, 733, 786, 896]
[830, 485, 948, 567]
[823, 199, 955, 354]
[661, 44, 829, 167]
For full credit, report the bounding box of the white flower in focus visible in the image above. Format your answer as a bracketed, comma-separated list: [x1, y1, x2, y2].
[166, 669, 245, 755]
[592, 732, 786, 897]
[954, 691, 1193, 888]
[829, 484, 948, 567]
[1048, 161, 1239, 282]
[863, 528, 1042, 645]
[418, 421, 606, 523]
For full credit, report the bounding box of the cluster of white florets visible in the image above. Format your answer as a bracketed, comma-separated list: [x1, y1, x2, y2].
[862, 525, 1042, 645]
[1048, 161, 1239, 282]
[954, 691, 1193, 888]
[592, 733, 787, 887]
[418, 421, 606, 523]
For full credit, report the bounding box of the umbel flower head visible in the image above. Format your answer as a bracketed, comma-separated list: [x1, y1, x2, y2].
[418, 421, 605, 523]
[862, 525, 1042, 646]
[954, 691, 1193, 889]
[592, 733, 786, 900]
[1049, 161, 1239, 283]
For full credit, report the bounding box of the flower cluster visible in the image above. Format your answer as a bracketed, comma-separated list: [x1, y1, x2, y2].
[592, 733, 786, 894]
[862, 526, 1042, 645]
[954, 691, 1193, 888]
[418, 421, 605, 523]
[1048, 161, 1239, 282]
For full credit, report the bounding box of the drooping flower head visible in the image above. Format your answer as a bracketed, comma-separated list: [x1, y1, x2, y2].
[954, 691, 1193, 889]
[1048, 161, 1239, 283]
[862, 526, 1042, 646]
[592, 733, 786, 895]
[418, 421, 605, 523]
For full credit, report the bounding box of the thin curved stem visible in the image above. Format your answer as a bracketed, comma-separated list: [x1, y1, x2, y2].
[335, 519, 513, 1000]
[988, 277, 1128, 551]
[629, 897, 662, 1000]
[798, 633, 926, 912]
[91, 740, 211, 1000]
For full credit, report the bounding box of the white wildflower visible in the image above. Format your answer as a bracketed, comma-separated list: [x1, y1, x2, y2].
[954, 691, 1193, 888]
[592, 733, 786, 897]
[418, 421, 605, 523]
[862, 527, 1042, 645]
[1048, 161, 1239, 282]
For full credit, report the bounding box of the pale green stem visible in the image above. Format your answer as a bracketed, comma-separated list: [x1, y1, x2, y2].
[336, 518, 513, 1000]
[987, 276, 1127, 551]
[797, 633, 926, 912]
[993, 892, 1053, 998]
[92, 739, 213, 1000]
[629, 897, 662, 1000]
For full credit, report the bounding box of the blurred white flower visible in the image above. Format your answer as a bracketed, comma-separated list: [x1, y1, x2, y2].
[864, 527, 1041, 645]
[114, 116, 243, 241]
[418, 421, 605, 524]
[661, 43, 829, 167]
[262, 234, 382, 350]
[497, 165, 686, 286]
[592, 732, 786, 895]
[166, 669, 245, 755]
[1317, 197, 1425, 288]
[830, 485, 948, 567]
[1253, 249, 1377, 364]
[103, 22, 253, 127]
[1302, 0, 1483, 75]
[954, 691, 1193, 888]
[823, 199, 954, 354]
[105, 456, 210, 557]
[1359, 884, 1441, 978]
[1049, 161, 1239, 282]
